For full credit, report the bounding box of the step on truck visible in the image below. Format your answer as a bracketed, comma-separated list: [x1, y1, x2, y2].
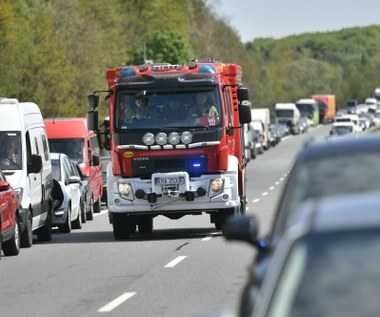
[87, 58, 252, 239]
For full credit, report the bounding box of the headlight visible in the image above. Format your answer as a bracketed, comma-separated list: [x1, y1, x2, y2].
[155, 132, 167, 146]
[181, 131, 193, 144]
[210, 178, 224, 194]
[118, 183, 133, 199]
[142, 132, 155, 146]
[168, 132, 180, 145]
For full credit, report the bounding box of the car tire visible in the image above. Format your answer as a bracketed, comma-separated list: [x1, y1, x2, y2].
[81, 199, 87, 224]
[138, 217, 153, 234]
[37, 211, 52, 242]
[20, 210, 33, 248]
[93, 198, 101, 213]
[3, 217, 20, 256]
[59, 206, 71, 233]
[72, 206, 82, 229]
[112, 213, 130, 240]
[86, 197, 94, 221]
[215, 207, 235, 230]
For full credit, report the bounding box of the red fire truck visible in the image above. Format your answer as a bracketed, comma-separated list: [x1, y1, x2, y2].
[88, 58, 251, 239]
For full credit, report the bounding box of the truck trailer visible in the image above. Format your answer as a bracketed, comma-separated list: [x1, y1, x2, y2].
[311, 94, 336, 123]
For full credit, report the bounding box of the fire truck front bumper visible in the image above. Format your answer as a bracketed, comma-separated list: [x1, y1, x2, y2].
[107, 171, 239, 214]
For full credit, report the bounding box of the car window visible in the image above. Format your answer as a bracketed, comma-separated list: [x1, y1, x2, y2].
[273, 152, 380, 236]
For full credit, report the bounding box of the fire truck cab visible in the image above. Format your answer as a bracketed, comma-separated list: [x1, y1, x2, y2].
[88, 58, 251, 239]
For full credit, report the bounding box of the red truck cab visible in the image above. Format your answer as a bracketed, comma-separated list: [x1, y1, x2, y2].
[87, 58, 251, 239]
[44, 118, 103, 215]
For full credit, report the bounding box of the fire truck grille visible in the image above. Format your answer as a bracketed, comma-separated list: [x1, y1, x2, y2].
[132, 155, 208, 179]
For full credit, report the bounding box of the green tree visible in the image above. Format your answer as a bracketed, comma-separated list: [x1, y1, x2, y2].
[126, 30, 194, 64]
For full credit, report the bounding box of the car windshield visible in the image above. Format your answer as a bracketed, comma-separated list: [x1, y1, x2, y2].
[115, 89, 222, 130]
[48, 138, 85, 163]
[0, 132, 22, 170]
[267, 229, 380, 317]
[295, 103, 315, 117]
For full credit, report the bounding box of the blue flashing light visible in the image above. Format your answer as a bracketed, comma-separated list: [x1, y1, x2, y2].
[119, 67, 135, 78]
[193, 163, 201, 168]
[198, 64, 216, 74]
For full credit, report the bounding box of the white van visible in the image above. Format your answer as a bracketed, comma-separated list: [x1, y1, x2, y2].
[0, 98, 54, 247]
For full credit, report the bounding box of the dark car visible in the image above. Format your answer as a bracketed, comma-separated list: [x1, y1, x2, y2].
[0, 169, 20, 257]
[247, 191, 380, 317]
[223, 133, 380, 317]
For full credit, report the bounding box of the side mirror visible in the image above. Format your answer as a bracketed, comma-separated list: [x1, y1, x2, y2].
[239, 102, 252, 124]
[68, 175, 81, 184]
[222, 214, 259, 246]
[87, 94, 99, 109]
[237, 87, 250, 101]
[87, 110, 98, 132]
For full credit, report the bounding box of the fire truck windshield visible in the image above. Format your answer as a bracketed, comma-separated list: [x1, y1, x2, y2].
[116, 89, 222, 130]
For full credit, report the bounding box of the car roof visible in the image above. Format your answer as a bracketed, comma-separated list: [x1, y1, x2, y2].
[297, 134, 380, 161]
[332, 121, 354, 127]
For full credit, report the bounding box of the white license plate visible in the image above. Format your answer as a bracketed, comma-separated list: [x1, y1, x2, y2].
[155, 177, 185, 185]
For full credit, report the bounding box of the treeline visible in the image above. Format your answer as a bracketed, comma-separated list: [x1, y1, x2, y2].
[1, 0, 380, 118]
[246, 25, 380, 108]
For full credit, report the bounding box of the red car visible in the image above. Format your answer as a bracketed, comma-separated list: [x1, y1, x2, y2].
[0, 169, 20, 257]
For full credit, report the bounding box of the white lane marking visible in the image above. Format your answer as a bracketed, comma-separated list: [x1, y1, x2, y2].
[262, 192, 268, 196]
[98, 292, 136, 313]
[252, 199, 260, 203]
[269, 186, 275, 190]
[275, 181, 280, 185]
[202, 237, 212, 241]
[165, 256, 187, 268]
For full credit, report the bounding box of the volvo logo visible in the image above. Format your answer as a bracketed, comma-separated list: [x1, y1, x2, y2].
[133, 157, 149, 161]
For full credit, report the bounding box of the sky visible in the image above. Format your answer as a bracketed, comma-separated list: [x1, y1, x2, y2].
[215, 0, 380, 42]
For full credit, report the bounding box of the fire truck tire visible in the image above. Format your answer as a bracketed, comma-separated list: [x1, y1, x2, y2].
[112, 213, 130, 240]
[93, 199, 101, 213]
[240, 198, 247, 214]
[214, 207, 236, 230]
[129, 219, 137, 234]
[138, 216, 153, 234]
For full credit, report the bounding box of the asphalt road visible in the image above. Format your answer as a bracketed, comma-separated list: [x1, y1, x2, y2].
[0, 124, 331, 317]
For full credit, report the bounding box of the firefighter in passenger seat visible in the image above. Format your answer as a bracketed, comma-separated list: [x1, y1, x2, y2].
[187, 93, 219, 124]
